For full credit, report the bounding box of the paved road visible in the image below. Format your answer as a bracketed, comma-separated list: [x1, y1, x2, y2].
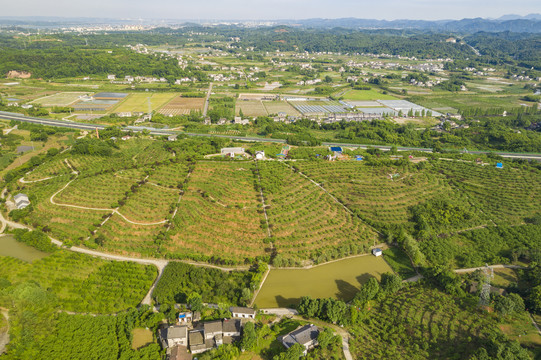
[1, 111, 540, 160]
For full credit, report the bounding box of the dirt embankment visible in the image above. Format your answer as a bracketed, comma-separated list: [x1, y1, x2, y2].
[6, 71, 31, 79]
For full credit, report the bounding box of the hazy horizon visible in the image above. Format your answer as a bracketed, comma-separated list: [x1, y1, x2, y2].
[2, 0, 540, 22]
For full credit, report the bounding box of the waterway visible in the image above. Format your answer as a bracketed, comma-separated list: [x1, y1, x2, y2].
[0, 234, 48, 262]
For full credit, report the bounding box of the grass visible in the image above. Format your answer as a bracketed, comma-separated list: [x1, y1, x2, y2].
[131, 328, 154, 350]
[499, 313, 541, 359]
[382, 247, 417, 279]
[342, 89, 399, 101]
[262, 101, 301, 116]
[492, 268, 519, 288]
[254, 255, 393, 308]
[112, 92, 178, 113]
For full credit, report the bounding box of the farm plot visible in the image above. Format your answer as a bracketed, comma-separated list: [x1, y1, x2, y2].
[342, 89, 399, 101]
[0, 251, 156, 314]
[119, 183, 178, 223]
[113, 92, 178, 113]
[262, 101, 300, 116]
[236, 100, 268, 116]
[258, 162, 376, 262]
[147, 162, 191, 188]
[433, 161, 541, 224]
[24, 158, 74, 181]
[99, 214, 164, 257]
[294, 161, 458, 229]
[350, 287, 501, 360]
[31, 92, 89, 107]
[55, 173, 138, 209]
[158, 96, 205, 116]
[168, 161, 267, 263]
[67, 154, 135, 176]
[19, 177, 108, 242]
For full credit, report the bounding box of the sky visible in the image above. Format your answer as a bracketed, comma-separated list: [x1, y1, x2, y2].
[2, 0, 541, 21]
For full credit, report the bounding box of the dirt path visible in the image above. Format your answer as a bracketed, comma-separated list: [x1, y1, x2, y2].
[202, 82, 213, 116]
[529, 314, 541, 336]
[0, 308, 9, 355]
[281, 161, 383, 237]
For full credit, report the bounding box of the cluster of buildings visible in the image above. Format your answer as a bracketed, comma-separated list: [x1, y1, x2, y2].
[159, 307, 255, 357]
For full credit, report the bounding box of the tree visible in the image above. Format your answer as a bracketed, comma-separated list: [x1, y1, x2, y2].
[354, 277, 379, 305]
[187, 292, 203, 312]
[241, 321, 257, 351]
[324, 75, 333, 83]
[273, 343, 305, 360]
[380, 273, 402, 294]
[317, 328, 334, 348]
[528, 285, 541, 314]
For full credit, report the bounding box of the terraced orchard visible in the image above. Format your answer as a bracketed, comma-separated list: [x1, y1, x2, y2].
[433, 160, 541, 224]
[168, 161, 268, 263]
[350, 287, 500, 359]
[0, 251, 157, 313]
[258, 162, 376, 263]
[295, 161, 451, 229]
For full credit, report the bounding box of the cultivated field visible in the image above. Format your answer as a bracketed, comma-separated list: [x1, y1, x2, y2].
[31, 92, 90, 107]
[236, 100, 268, 116]
[294, 162, 455, 228]
[263, 101, 301, 116]
[254, 255, 393, 307]
[167, 161, 268, 263]
[113, 92, 178, 113]
[0, 250, 156, 313]
[158, 96, 205, 116]
[342, 89, 398, 101]
[259, 162, 377, 262]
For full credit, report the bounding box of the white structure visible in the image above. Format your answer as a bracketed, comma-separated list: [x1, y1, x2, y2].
[255, 151, 265, 160]
[14, 193, 30, 209]
[372, 248, 383, 257]
[107, 74, 116, 80]
[230, 307, 256, 319]
[168, 135, 178, 142]
[221, 147, 245, 157]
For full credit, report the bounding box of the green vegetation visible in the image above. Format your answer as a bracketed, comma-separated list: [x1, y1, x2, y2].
[0, 250, 156, 313]
[153, 262, 265, 306]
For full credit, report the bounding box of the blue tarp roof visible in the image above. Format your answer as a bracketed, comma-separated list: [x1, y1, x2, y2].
[330, 147, 342, 152]
[496, 162, 503, 168]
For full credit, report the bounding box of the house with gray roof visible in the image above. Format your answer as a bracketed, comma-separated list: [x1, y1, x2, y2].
[160, 325, 188, 348]
[222, 319, 242, 338]
[230, 306, 256, 319]
[282, 324, 320, 355]
[188, 330, 207, 354]
[14, 193, 30, 209]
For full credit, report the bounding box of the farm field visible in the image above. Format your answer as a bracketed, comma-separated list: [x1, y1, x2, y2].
[167, 161, 268, 263]
[258, 161, 377, 263]
[31, 91, 89, 106]
[119, 183, 178, 223]
[113, 92, 178, 113]
[342, 89, 399, 101]
[433, 160, 540, 224]
[262, 101, 301, 116]
[0, 250, 157, 313]
[236, 100, 268, 116]
[294, 161, 458, 229]
[349, 286, 503, 359]
[254, 255, 393, 308]
[158, 96, 205, 115]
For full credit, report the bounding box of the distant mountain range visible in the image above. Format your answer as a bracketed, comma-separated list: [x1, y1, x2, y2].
[0, 15, 540, 33]
[282, 16, 541, 33]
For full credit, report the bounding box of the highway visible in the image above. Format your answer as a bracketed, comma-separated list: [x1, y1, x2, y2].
[1, 110, 540, 160]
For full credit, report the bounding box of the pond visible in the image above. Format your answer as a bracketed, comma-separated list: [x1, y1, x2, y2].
[254, 255, 393, 308]
[0, 235, 48, 262]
